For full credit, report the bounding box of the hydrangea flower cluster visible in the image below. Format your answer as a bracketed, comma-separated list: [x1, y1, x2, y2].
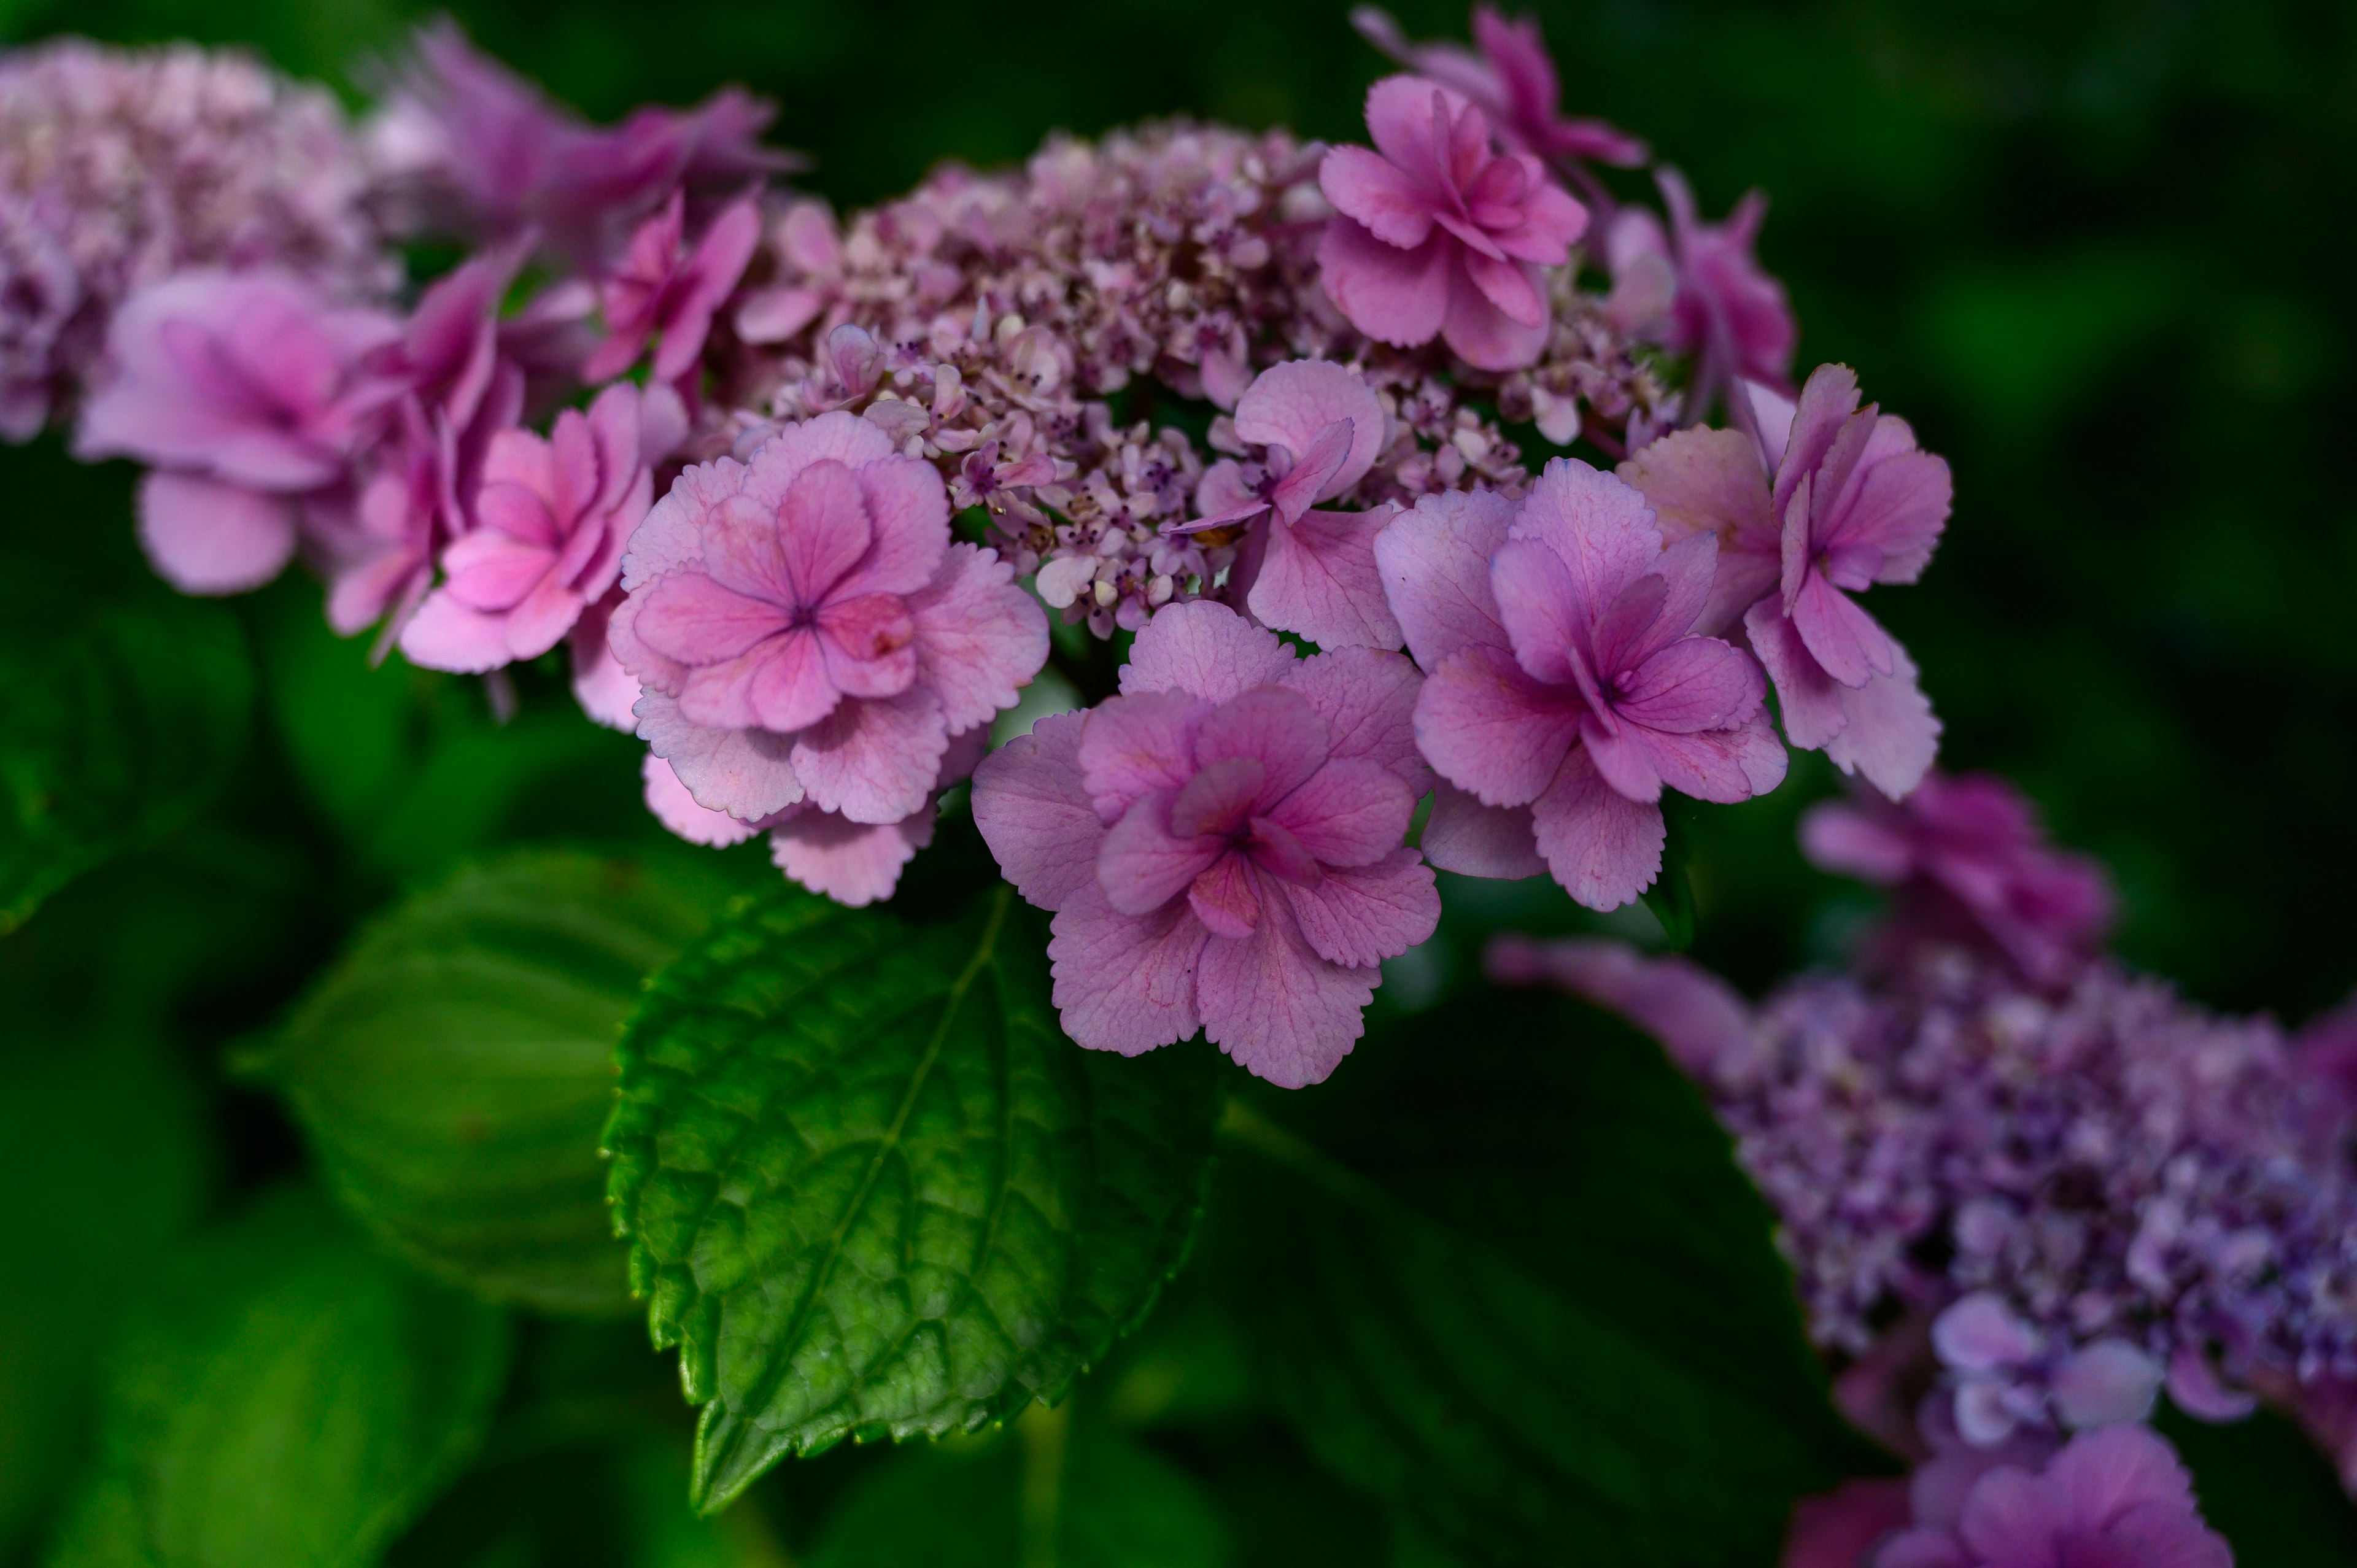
[29, 8, 1968, 1076]
[1495, 770, 2357, 1512]
[0, 38, 393, 439]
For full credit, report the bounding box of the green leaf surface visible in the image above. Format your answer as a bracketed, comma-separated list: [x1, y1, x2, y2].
[45, 1188, 511, 1568]
[1209, 988, 1878, 1566]
[0, 597, 253, 934]
[803, 1411, 1228, 1568]
[267, 846, 742, 1316]
[607, 884, 1220, 1512]
[2159, 1402, 2357, 1566]
[0, 1030, 213, 1557]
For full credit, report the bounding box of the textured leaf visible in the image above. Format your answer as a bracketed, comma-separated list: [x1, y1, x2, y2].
[45, 1188, 511, 1568]
[1210, 987, 1878, 1566]
[266, 846, 742, 1316]
[0, 1031, 212, 1557]
[804, 1413, 1228, 1568]
[607, 884, 1219, 1512]
[0, 598, 253, 934]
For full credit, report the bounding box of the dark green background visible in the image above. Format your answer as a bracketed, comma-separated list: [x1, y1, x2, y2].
[4, 0, 2355, 1562]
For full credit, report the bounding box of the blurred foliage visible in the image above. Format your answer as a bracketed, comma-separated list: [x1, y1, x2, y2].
[2, 0, 2355, 1562]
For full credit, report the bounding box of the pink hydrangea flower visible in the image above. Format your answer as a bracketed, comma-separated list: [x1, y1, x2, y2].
[1350, 6, 1647, 168]
[1620, 362, 1951, 798]
[1605, 168, 1795, 398]
[1874, 1424, 2231, 1568]
[1171, 359, 1402, 650]
[398, 380, 682, 672]
[581, 189, 760, 385]
[971, 601, 1438, 1087]
[1317, 75, 1587, 371]
[609, 410, 1048, 830]
[1376, 460, 1784, 910]
[1779, 1478, 1913, 1568]
[642, 724, 988, 906]
[1802, 771, 2113, 986]
[370, 20, 790, 263]
[75, 269, 403, 593]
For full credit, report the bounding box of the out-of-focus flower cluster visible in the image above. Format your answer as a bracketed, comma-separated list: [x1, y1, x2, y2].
[1497, 769, 2357, 1540]
[0, 37, 393, 441]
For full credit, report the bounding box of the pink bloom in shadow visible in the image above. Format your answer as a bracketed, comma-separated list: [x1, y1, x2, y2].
[611, 410, 1047, 832]
[971, 601, 1436, 1087]
[1620, 362, 1951, 798]
[75, 269, 403, 593]
[582, 189, 761, 385]
[1606, 168, 1795, 399]
[1376, 458, 1784, 910]
[1801, 770, 2113, 987]
[376, 20, 792, 263]
[400, 380, 677, 672]
[1317, 75, 1587, 371]
[1350, 5, 1646, 168]
[1172, 359, 1401, 649]
[1873, 1424, 2230, 1568]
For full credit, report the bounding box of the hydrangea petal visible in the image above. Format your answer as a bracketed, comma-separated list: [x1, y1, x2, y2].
[1047, 882, 1208, 1056]
[1529, 746, 1665, 911]
[970, 710, 1100, 911]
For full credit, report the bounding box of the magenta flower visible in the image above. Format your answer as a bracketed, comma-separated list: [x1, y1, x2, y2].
[75, 269, 403, 593]
[971, 601, 1438, 1087]
[609, 411, 1047, 829]
[400, 380, 681, 673]
[1377, 460, 1784, 911]
[1350, 6, 1647, 168]
[1172, 359, 1402, 649]
[1317, 75, 1587, 371]
[1779, 1478, 1912, 1568]
[1605, 168, 1794, 398]
[581, 189, 761, 385]
[1802, 771, 2113, 986]
[373, 21, 791, 263]
[1874, 1425, 2231, 1568]
[1620, 362, 1951, 798]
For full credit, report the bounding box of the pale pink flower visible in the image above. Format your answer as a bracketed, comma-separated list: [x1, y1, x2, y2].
[971, 601, 1437, 1087]
[399, 380, 682, 671]
[610, 411, 1047, 828]
[1377, 461, 1784, 910]
[581, 189, 761, 385]
[1606, 168, 1795, 397]
[75, 269, 403, 594]
[1874, 1425, 2231, 1568]
[1317, 75, 1587, 371]
[1620, 362, 1950, 798]
[1172, 359, 1401, 649]
[1802, 771, 2113, 986]
[641, 725, 988, 906]
[1349, 6, 1647, 168]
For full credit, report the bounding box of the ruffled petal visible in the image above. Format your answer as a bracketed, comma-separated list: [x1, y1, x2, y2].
[1419, 782, 1544, 879]
[1281, 646, 1430, 795]
[635, 687, 805, 821]
[1047, 882, 1209, 1056]
[769, 805, 933, 907]
[1371, 488, 1515, 670]
[1195, 892, 1376, 1088]
[908, 543, 1050, 733]
[789, 685, 950, 824]
[1414, 644, 1584, 807]
[1247, 506, 1405, 651]
[1120, 600, 1297, 701]
[134, 471, 297, 596]
[971, 710, 1102, 911]
[1279, 848, 1439, 968]
[1528, 747, 1665, 911]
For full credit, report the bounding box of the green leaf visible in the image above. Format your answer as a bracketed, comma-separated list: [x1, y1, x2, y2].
[45, 1188, 511, 1568]
[1209, 988, 1878, 1566]
[1639, 800, 1697, 952]
[803, 1409, 1228, 1568]
[0, 1030, 213, 1556]
[0, 598, 253, 934]
[607, 884, 1219, 1512]
[266, 846, 742, 1316]
[2158, 1402, 2357, 1566]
